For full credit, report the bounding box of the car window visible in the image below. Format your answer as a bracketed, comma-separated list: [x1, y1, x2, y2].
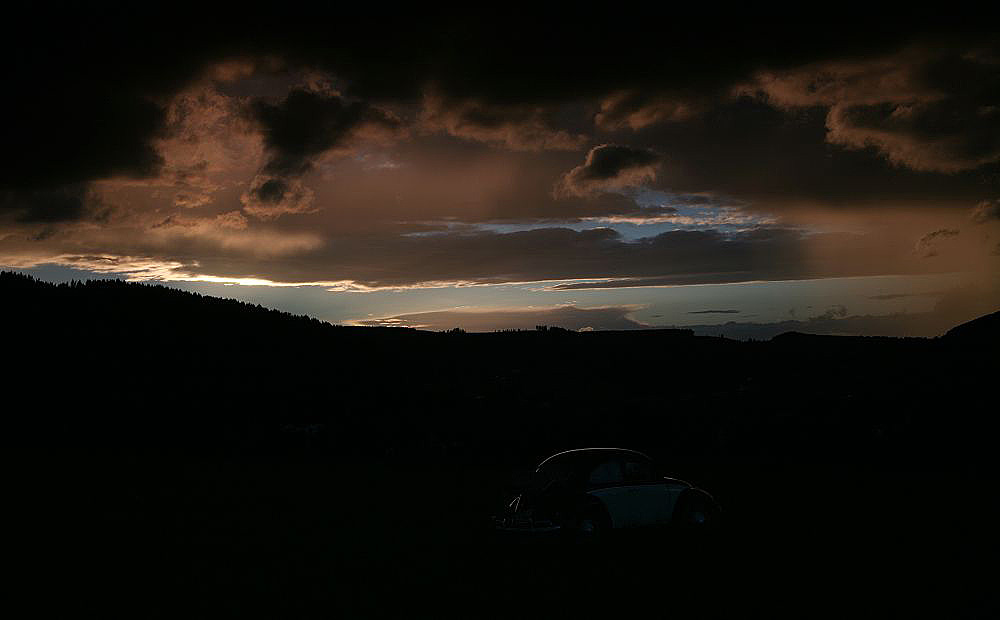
[588, 460, 623, 486]
[624, 459, 652, 483]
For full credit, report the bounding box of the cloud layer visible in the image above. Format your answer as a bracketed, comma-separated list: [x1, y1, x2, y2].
[1, 15, 997, 319]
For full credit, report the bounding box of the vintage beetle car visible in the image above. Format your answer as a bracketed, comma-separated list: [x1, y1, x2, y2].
[495, 448, 720, 538]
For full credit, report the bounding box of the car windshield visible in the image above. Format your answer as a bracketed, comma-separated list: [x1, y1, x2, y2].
[533, 450, 654, 491]
[530, 460, 581, 493]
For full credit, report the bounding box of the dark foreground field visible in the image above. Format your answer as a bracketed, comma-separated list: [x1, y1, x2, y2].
[6, 273, 998, 618]
[36, 454, 996, 619]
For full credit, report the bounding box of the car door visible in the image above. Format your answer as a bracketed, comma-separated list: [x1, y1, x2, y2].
[586, 458, 672, 528]
[585, 458, 640, 528]
[621, 458, 674, 527]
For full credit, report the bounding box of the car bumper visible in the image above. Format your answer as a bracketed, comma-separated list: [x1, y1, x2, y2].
[493, 516, 562, 534]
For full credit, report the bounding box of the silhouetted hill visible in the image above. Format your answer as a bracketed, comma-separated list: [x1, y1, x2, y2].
[943, 309, 1000, 343]
[0, 270, 425, 339]
[5, 269, 995, 469]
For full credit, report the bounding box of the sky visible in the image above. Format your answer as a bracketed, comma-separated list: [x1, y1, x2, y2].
[2, 13, 998, 336]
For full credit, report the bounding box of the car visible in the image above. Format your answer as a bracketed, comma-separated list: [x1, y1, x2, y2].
[494, 448, 720, 539]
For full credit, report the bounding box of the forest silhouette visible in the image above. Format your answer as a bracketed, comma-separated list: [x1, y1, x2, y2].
[5, 270, 997, 618]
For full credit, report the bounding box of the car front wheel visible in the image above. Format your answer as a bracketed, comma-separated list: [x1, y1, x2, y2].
[566, 505, 610, 542]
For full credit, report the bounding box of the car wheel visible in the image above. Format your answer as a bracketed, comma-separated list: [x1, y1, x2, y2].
[674, 490, 720, 528]
[567, 505, 609, 542]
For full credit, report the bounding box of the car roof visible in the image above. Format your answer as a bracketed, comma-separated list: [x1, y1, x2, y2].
[536, 448, 651, 471]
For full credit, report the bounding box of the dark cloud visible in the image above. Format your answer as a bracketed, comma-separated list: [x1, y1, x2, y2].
[300, 15, 988, 105]
[0, 186, 91, 223]
[0, 18, 233, 207]
[0, 26, 199, 223]
[239, 176, 316, 220]
[251, 179, 290, 204]
[3, 18, 995, 206]
[239, 87, 403, 219]
[3, 82, 167, 193]
[149, 226, 910, 289]
[644, 95, 998, 209]
[556, 145, 662, 197]
[825, 98, 1000, 174]
[571, 145, 661, 181]
[741, 47, 1000, 174]
[252, 88, 401, 177]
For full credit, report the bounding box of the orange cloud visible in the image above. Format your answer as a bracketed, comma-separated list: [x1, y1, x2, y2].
[739, 48, 1000, 173]
[420, 91, 586, 151]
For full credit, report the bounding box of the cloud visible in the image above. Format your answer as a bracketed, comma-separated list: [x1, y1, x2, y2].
[555, 145, 662, 197]
[353, 305, 646, 332]
[915, 228, 960, 257]
[146, 216, 321, 257]
[11, 218, 981, 292]
[420, 92, 585, 151]
[583, 204, 778, 228]
[240, 176, 317, 220]
[173, 192, 213, 209]
[581, 205, 680, 224]
[151, 210, 248, 232]
[129, 227, 850, 288]
[547, 273, 776, 290]
[634, 95, 995, 210]
[824, 100, 1000, 173]
[238, 86, 405, 220]
[595, 91, 697, 131]
[2, 74, 167, 193]
[741, 48, 1000, 173]
[971, 199, 1000, 223]
[0, 185, 94, 223]
[252, 87, 403, 177]
[151, 83, 263, 209]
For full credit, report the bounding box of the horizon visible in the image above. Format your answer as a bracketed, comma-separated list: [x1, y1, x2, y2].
[5, 268, 994, 340]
